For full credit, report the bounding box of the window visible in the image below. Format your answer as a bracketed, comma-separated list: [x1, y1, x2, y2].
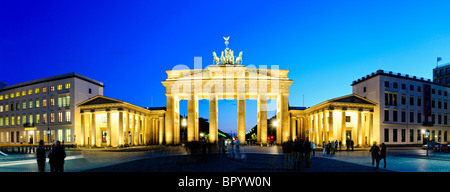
[393, 129, 398, 142]
[438, 101, 442, 109]
[384, 129, 389, 142]
[35, 100, 40, 108]
[66, 111, 71, 122]
[445, 102, 448, 109]
[410, 111, 414, 123]
[22, 115, 26, 125]
[438, 114, 442, 124]
[445, 131, 448, 143]
[363, 87, 366, 92]
[410, 85, 414, 91]
[417, 130, 421, 142]
[393, 82, 398, 88]
[57, 85, 62, 91]
[384, 110, 389, 122]
[432, 89, 435, 94]
[65, 83, 71, 90]
[50, 97, 54, 106]
[22, 102, 26, 110]
[385, 92, 397, 106]
[418, 86, 422, 92]
[50, 86, 55, 92]
[384, 81, 389, 87]
[5, 117, 8, 126]
[66, 129, 71, 142]
[401, 84, 406, 90]
[43, 87, 47, 93]
[50, 112, 55, 123]
[438, 90, 442, 95]
[58, 111, 62, 123]
[42, 113, 47, 124]
[410, 96, 414, 106]
[29, 101, 33, 109]
[401, 95, 406, 105]
[432, 100, 435, 108]
[393, 110, 398, 122]
[401, 111, 406, 122]
[10, 116, 14, 126]
[58, 129, 63, 141]
[0, 105, 3, 112]
[16, 92, 20, 97]
[36, 114, 40, 124]
[0, 117, 3, 126]
[346, 116, 351, 123]
[35, 88, 39, 94]
[43, 99, 47, 107]
[417, 112, 422, 124]
[0, 95, 3, 100]
[417, 97, 422, 107]
[401, 129, 406, 142]
[445, 115, 448, 125]
[89, 88, 92, 94]
[29, 114, 33, 124]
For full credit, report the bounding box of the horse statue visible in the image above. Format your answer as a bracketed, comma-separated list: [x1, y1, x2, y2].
[213, 52, 220, 65]
[235, 51, 243, 65]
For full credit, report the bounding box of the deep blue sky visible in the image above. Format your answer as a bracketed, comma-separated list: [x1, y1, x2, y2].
[1, 0, 450, 134]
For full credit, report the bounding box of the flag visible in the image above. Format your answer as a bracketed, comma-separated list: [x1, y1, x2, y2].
[437, 57, 442, 62]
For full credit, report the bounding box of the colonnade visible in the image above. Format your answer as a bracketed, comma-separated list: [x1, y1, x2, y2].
[77, 96, 166, 147]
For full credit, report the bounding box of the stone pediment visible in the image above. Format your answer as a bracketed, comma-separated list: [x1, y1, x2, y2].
[77, 95, 123, 107]
[329, 94, 377, 105]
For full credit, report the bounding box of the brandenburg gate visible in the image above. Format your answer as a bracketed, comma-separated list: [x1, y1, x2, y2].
[162, 37, 293, 145]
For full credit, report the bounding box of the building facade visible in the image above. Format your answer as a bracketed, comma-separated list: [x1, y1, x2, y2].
[0, 73, 104, 145]
[77, 95, 165, 147]
[352, 70, 450, 145]
[433, 63, 450, 86]
[290, 94, 376, 147]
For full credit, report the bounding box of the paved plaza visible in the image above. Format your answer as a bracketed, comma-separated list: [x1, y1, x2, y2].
[0, 145, 449, 172]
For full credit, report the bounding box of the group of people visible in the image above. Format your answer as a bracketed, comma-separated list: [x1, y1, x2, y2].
[322, 140, 355, 155]
[36, 140, 66, 172]
[369, 142, 387, 169]
[282, 137, 314, 170]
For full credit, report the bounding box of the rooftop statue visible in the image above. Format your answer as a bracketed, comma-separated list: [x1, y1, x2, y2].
[213, 36, 243, 66]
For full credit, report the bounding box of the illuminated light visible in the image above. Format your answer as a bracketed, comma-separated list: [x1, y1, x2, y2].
[181, 118, 187, 127]
[272, 120, 278, 127]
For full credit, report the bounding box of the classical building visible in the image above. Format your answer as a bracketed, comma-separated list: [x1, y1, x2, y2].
[0, 72, 104, 144]
[352, 70, 450, 145]
[76, 96, 165, 147]
[290, 94, 376, 147]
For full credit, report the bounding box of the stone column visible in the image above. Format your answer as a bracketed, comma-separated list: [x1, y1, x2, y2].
[209, 94, 218, 143]
[187, 95, 199, 142]
[165, 95, 179, 144]
[258, 95, 267, 145]
[91, 112, 96, 147]
[368, 111, 373, 146]
[106, 110, 111, 147]
[237, 96, 246, 144]
[125, 112, 130, 146]
[341, 109, 346, 146]
[357, 110, 362, 147]
[118, 111, 124, 146]
[328, 110, 333, 142]
[278, 94, 290, 143]
[159, 116, 165, 145]
[290, 117, 296, 141]
[80, 112, 85, 146]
